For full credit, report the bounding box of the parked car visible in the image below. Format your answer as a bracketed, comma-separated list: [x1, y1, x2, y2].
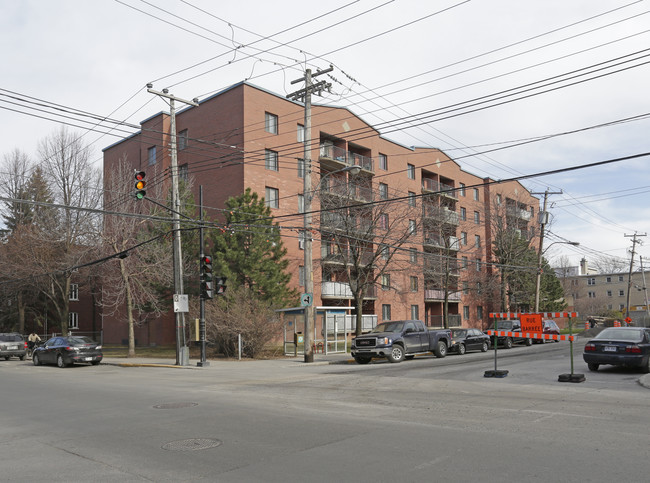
[534, 319, 561, 344]
[0, 333, 27, 360]
[32, 336, 103, 368]
[449, 328, 491, 354]
[583, 327, 650, 373]
[490, 320, 533, 349]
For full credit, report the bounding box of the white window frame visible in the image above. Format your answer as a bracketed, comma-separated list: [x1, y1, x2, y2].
[69, 283, 79, 301]
[68, 312, 79, 330]
[382, 304, 391, 321]
[265, 149, 279, 171]
[148, 146, 156, 165]
[407, 163, 415, 180]
[265, 112, 278, 134]
[265, 187, 279, 208]
[379, 182, 388, 200]
[410, 304, 419, 320]
[378, 153, 388, 171]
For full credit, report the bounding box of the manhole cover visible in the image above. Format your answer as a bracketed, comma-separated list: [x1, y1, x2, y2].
[153, 402, 198, 409]
[162, 438, 222, 451]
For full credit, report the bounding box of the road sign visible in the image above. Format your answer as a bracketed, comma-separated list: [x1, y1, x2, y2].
[173, 294, 189, 313]
[300, 293, 313, 307]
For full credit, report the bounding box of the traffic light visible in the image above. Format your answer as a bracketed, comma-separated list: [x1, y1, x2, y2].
[215, 276, 227, 296]
[200, 254, 214, 299]
[134, 171, 146, 200]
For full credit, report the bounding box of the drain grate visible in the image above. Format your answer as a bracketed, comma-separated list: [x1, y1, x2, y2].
[153, 402, 198, 409]
[162, 438, 222, 451]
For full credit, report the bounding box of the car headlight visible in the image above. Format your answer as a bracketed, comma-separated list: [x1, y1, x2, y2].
[95, 345, 102, 350]
[376, 337, 391, 345]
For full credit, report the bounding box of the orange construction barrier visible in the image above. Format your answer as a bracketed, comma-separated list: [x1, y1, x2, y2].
[614, 320, 621, 327]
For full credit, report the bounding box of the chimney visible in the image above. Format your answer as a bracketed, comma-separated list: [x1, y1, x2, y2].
[580, 258, 588, 276]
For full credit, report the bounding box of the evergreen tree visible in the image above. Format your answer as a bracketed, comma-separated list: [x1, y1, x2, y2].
[210, 188, 297, 308]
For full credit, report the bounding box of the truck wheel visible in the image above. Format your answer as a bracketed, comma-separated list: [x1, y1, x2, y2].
[387, 345, 405, 363]
[457, 344, 466, 355]
[525, 338, 533, 346]
[504, 338, 513, 349]
[433, 341, 447, 358]
[354, 356, 372, 365]
[481, 342, 489, 352]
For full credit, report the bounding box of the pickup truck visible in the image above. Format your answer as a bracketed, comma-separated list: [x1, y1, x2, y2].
[492, 319, 533, 348]
[351, 320, 452, 364]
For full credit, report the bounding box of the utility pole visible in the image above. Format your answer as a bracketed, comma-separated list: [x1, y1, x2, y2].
[639, 256, 650, 323]
[287, 66, 333, 363]
[624, 232, 646, 320]
[532, 189, 562, 312]
[147, 85, 199, 366]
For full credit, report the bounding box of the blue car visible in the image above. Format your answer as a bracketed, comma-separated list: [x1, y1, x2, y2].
[583, 327, 650, 373]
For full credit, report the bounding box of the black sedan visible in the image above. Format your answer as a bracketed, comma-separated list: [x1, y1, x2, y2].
[33, 336, 103, 368]
[583, 327, 650, 373]
[449, 328, 491, 354]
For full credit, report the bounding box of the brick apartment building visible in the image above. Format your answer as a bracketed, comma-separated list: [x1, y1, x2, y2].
[103, 81, 539, 346]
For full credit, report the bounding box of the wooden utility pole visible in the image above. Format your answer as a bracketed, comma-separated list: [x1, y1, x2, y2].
[531, 189, 562, 312]
[624, 232, 646, 320]
[147, 85, 199, 366]
[287, 66, 333, 363]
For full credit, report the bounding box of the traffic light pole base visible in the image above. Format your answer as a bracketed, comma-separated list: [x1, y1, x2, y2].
[197, 360, 210, 367]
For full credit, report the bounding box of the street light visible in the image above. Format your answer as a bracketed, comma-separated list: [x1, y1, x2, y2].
[303, 163, 361, 363]
[534, 240, 580, 312]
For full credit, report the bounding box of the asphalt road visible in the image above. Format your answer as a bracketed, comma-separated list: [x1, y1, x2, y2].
[1, 341, 648, 482]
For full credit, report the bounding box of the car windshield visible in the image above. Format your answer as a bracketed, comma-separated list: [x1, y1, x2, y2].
[370, 322, 405, 333]
[594, 328, 643, 343]
[0, 334, 22, 342]
[67, 336, 97, 346]
[451, 329, 467, 338]
[495, 321, 515, 330]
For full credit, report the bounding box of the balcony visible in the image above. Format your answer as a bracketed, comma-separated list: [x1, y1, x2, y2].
[423, 234, 460, 251]
[321, 282, 377, 299]
[423, 262, 460, 277]
[321, 180, 374, 203]
[422, 178, 458, 199]
[319, 143, 374, 173]
[321, 247, 374, 266]
[507, 207, 532, 221]
[321, 213, 373, 236]
[423, 205, 459, 226]
[424, 289, 461, 302]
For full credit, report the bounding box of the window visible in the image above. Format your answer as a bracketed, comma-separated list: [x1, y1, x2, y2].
[382, 304, 391, 321]
[379, 213, 389, 229]
[619, 304, 625, 310]
[379, 183, 388, 200]
[619, 290, 625, 296]
[410, 248, 418, 264]
[265, 187, 279, 208]
[299, 266, 305, 286]
[298, 194, 304, 213]
[381, 274, 391, 290]
[297, 158, 305, 178]
[476, 258, 481, 272]
[477, 282, 482, 295]
[297, 124, 305, 143]
[477, 306, 483, 320]
[474, 211, 480, 224]
[608, 304, 613, 310]
[496, 194, 502, 205]
[588, 291, 596, 298]
[460, 207, 466, 221]
[463, 306, 470, 320]
[407, 164, 415, 179]
[148, 146, 156, 165]
[461, 256, 468, 269]
[179, 163, 188, 181]
[410, 276, 418, 292]
[463, 281, 469, 294]
[460, 183, 466, 196]
[178, 129, 188, 150]
[618, 276, 624, 282]
[378, 153, 388, 171]
[408, 191, 416, 207]
[69, 284, 79, 301]
[473, 188, 479, 201]
[588, 278, 596, 286]
[606, 276, 612, 283]
[607, 290, 612, 297]
[475, 235, 481, 248]
[265, 149, 278, 171]
[461, 232, 467, 245]
[409, 220, 416, 235]
[380, 244, 389, 260]
[68, 312, 79, 330]
[411, 305, 419, 320]
[265, 112, 278, 134]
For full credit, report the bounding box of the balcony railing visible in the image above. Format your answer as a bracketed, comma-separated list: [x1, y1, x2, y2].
[425, 313, 462, 328]
[507, 206, 532, 221]
[423, 206, 459, 225]
[319, 143, 374, 172]
[423, 234, 460, 251]
[424, 289, 462, 301]
[422, 178, 458, 199]
[321, 281, 377, 299]
[321, 181, 374, 203]
[321, 247, 374, 265]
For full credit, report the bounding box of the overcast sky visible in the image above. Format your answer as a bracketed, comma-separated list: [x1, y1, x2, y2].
[2, 0, 649, 270]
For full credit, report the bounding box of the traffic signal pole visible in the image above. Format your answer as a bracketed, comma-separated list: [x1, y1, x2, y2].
[147, 85, 198, 366]
[198, 186, 209, 367]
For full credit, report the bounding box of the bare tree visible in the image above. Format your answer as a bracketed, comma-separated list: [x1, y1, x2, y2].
[592, 255, 628, 274]
[317, 170, 420, 335]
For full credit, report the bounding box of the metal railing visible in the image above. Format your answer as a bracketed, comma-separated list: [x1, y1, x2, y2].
[319, 143, 374, 172]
